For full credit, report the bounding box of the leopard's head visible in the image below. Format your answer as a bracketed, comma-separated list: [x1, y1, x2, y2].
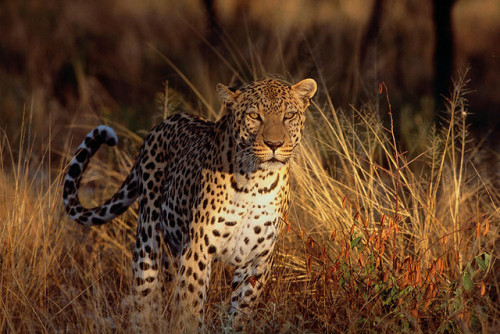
[217, 78, 317, 170]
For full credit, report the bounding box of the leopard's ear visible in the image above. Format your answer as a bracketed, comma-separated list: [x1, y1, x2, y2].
[291, 78, 317, 100]
[217, 83, 238, 105]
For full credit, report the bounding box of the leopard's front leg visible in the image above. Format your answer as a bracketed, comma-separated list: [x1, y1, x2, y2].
[229, 250, 275, 329]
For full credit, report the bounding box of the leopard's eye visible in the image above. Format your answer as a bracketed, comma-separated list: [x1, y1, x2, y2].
[247, 112, 260, 120]
[284, 111, 296, 120]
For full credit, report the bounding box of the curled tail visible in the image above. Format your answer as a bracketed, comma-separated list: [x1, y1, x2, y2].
[63, 125, 139, 226]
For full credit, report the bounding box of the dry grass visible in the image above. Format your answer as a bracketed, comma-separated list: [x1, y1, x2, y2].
[1, 68, 498, 333]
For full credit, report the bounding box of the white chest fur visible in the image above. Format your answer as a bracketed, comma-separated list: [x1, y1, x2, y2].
[214, 169, 287, 266]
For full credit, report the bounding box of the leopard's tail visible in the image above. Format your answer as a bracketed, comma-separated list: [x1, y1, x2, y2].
[63, 125, 139, 226]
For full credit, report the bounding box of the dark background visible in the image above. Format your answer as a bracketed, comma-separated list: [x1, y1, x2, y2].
[1, 0, 498, 157]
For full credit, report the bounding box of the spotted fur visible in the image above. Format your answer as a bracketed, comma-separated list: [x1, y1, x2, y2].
[63, 78, 317, 330]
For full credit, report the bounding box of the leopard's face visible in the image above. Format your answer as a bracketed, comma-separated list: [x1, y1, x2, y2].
[218, 79, 317, 170]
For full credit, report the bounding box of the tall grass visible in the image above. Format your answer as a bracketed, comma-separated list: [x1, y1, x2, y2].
[284, 71, 498, 332]
[0, 67, 497, 332]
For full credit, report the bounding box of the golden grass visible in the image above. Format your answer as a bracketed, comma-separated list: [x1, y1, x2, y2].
[1, 68, 498, 333]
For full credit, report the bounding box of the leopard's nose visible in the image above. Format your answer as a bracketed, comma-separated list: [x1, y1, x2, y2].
[264, 140, 284, 152]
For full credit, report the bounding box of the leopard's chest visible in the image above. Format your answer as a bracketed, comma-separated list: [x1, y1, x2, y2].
[207, 171, 287, 266]
[218, 200, 280, 266]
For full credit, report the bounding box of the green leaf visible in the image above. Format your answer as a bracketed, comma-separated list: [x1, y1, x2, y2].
[475, 253, 490, 271]
[351, 236, 362, 249]
[400, 286, 413, 296]
[463, 272, 473, 291]
[476, 256, 486, 271]
[485, 253, 491, 268]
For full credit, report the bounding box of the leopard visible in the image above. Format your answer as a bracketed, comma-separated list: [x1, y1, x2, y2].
[62, 77, 317, 330]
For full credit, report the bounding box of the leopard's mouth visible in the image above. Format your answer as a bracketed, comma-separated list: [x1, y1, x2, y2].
[267, 157, 285, 164]
[259, 157, 287, 170]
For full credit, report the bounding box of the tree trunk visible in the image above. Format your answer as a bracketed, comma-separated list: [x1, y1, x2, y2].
[432, 0, 456, 119]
